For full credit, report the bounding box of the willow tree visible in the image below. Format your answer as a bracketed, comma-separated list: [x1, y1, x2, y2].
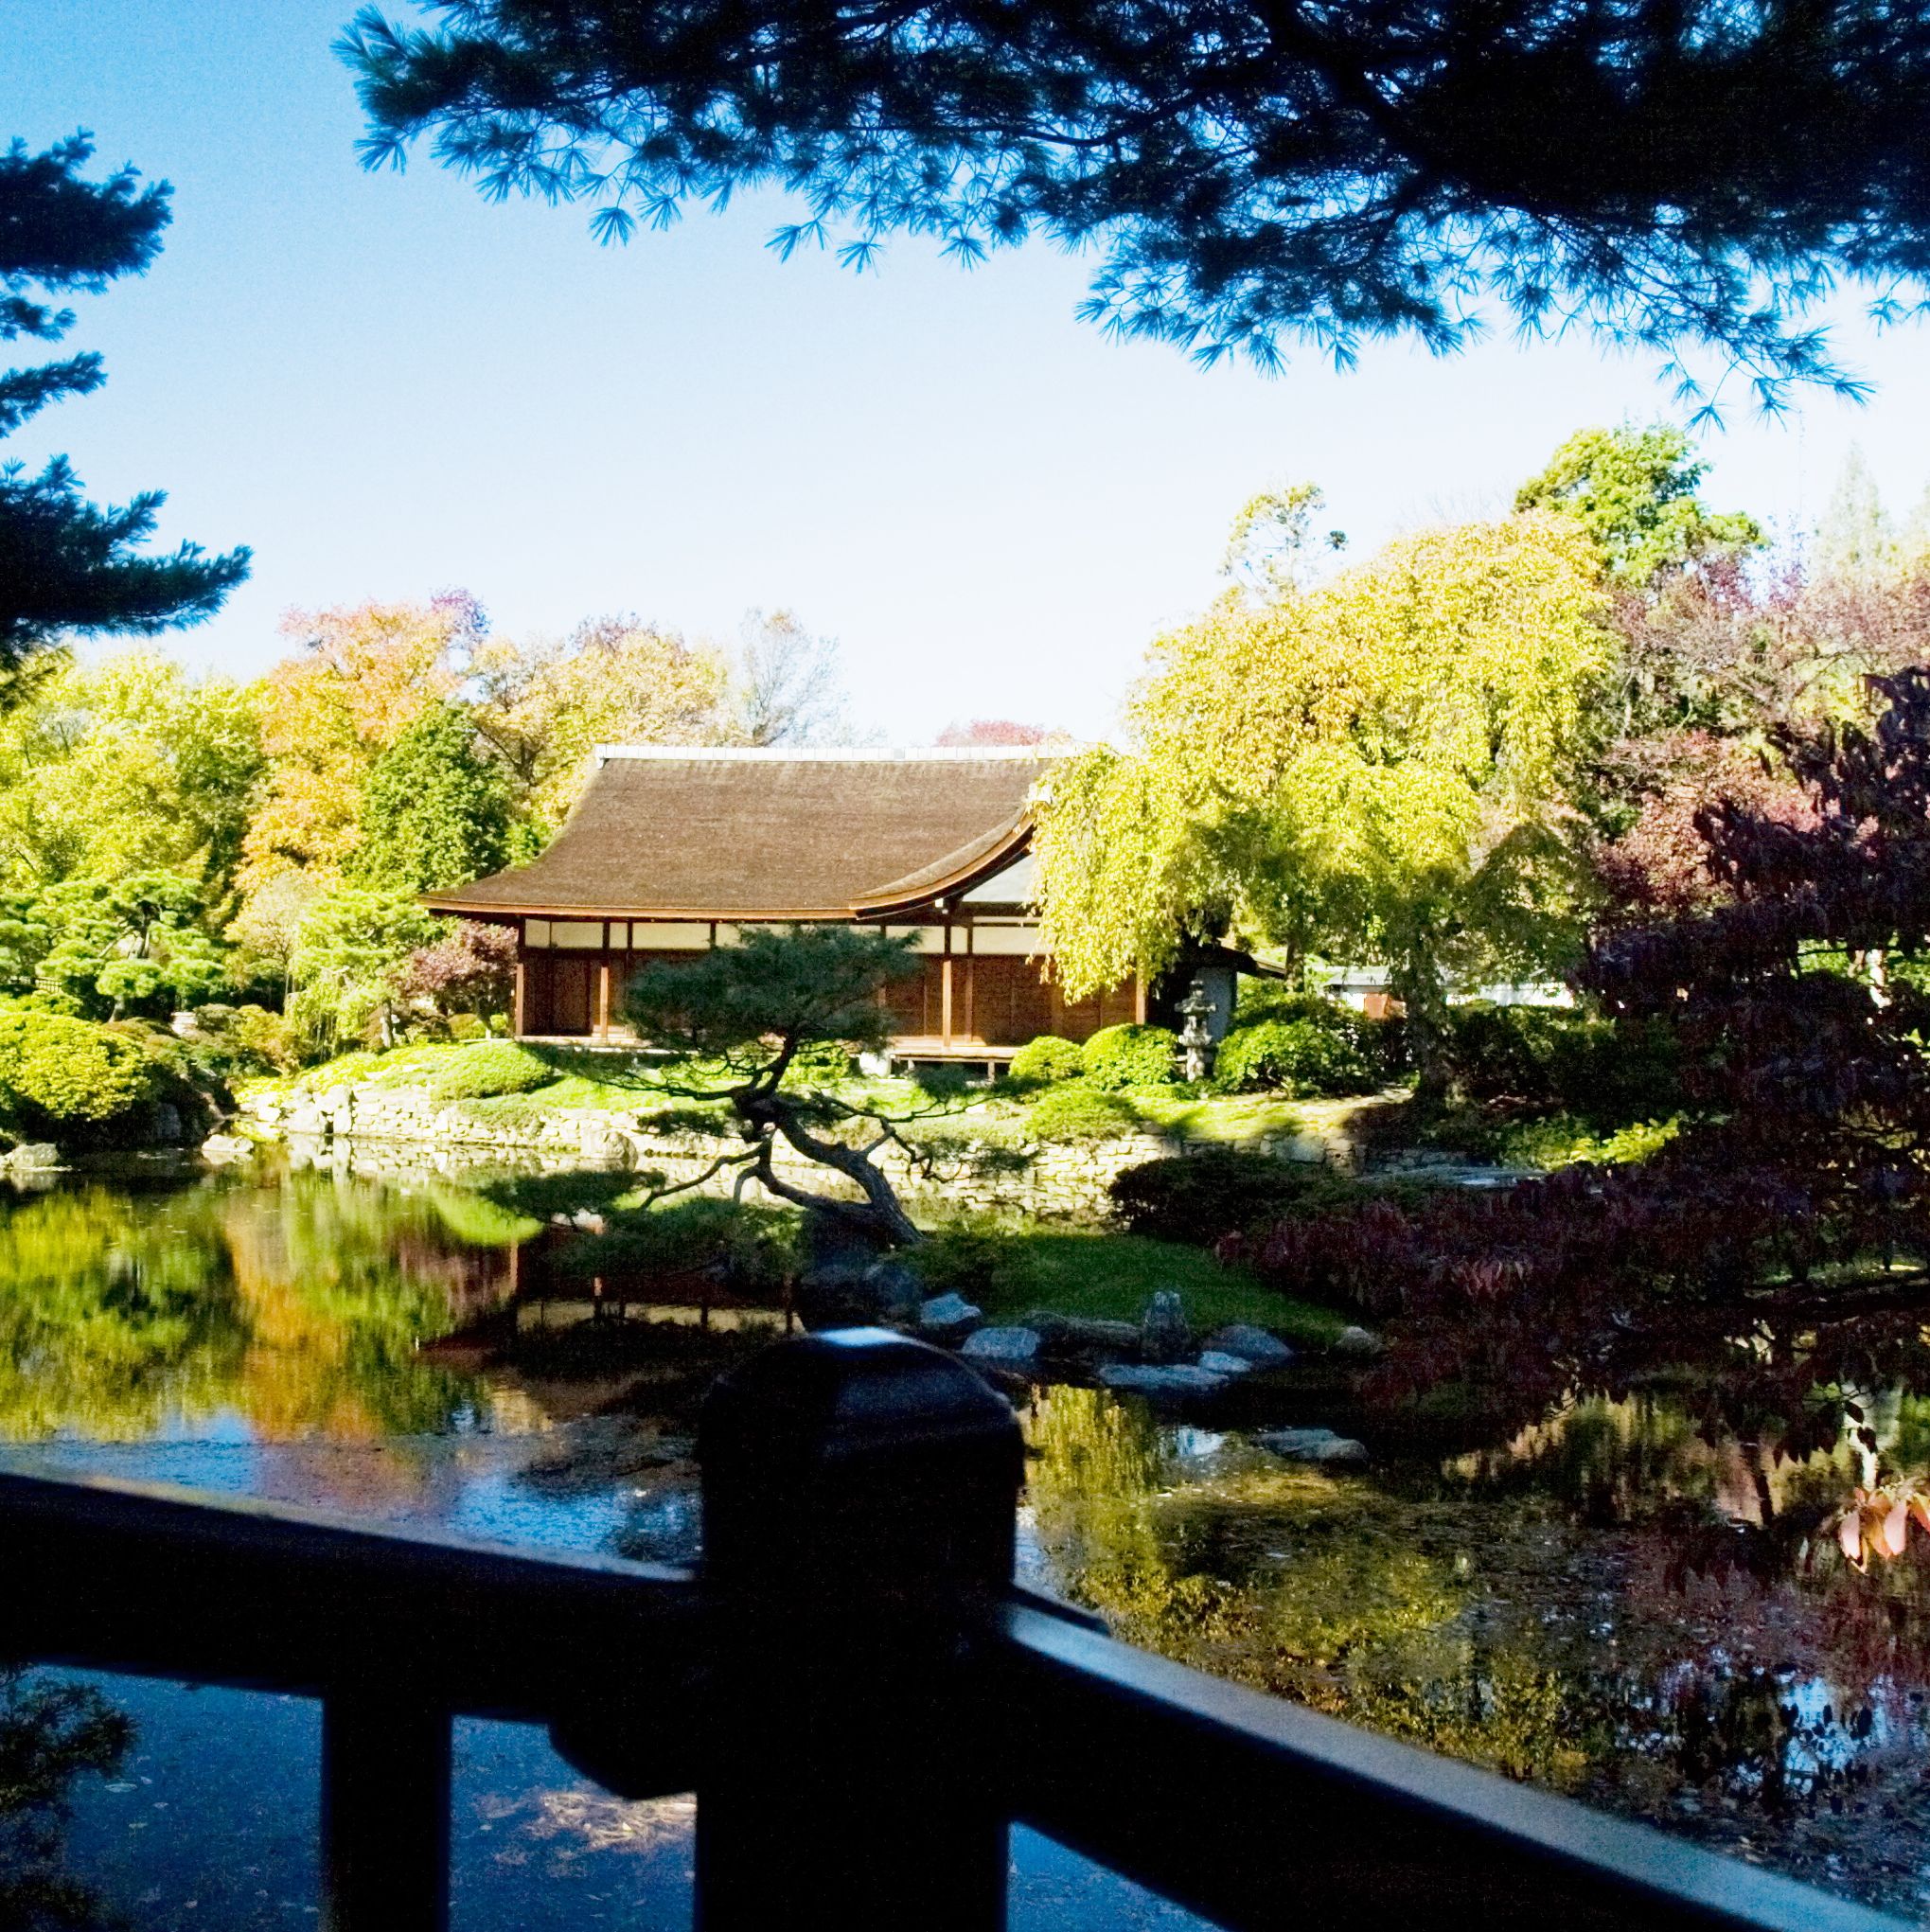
[1034, 511, 1609, 1085]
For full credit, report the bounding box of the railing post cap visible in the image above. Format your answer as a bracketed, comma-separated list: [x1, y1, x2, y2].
[699, 1326, 1021, 1480]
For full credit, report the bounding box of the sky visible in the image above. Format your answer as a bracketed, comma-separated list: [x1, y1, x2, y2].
[8, 1, 1930, 745]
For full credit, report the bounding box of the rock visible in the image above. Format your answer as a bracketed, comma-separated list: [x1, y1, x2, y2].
[285, 1104, 327, 1139]
[6, 1142, 59, 1170]
[1026, 1313, 1142, 1360]
[917, 1291, 983, 1336]
[201, 1133, 255, 1163]
[1139, 1289, 1192, 1364]
[1257, 1427, 1370, 1470]
[861, 1260, 924, 1322]
[570, 1209, 610, 1233]
[801, 1207, 888, 1276]
[1196, 1350, 1255, 1377]
[1205, 1324, 1296, 1369]
[1330, 1325, 1382, 1360]
[795, 1260, 922, 1331]
[1098, 1363, 1231, 1399]
[960, 1326, 1040, 1368]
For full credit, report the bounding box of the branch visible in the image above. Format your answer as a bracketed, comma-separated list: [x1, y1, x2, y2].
[626, 1143, 763, 1209]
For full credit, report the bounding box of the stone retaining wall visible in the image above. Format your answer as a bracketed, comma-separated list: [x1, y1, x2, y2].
[237, 1082, 1340, 1221]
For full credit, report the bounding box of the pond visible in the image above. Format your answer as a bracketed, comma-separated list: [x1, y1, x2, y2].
[5, 1159, 1930, 1923]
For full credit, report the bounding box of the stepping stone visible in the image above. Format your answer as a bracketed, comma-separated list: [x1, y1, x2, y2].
[1205, 1323, 1295, 1368]
[1256, 1427, 1370, 1470]
[961, 1326, 1039, 1366]
[1098, 1363, 1231, 1398]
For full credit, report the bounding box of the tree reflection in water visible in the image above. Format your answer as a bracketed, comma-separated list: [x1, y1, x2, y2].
[1023, 1380, 1930, 1905]
[0, 1169, 506, 1442]
[0, 1666, 131, 1930]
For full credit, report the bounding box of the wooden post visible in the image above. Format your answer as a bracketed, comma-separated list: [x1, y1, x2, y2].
[323, 1691, 450, 1932]
[941, 954, 954, 1045]
[1133, 973, 1148, 1024]
[595, 958, 611, 1038]
[696, 1332, 1022, 1931]
[512, 957, 526, 1038]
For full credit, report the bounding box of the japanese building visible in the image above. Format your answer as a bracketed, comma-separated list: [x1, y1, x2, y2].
[423, 746, 1146, 1068]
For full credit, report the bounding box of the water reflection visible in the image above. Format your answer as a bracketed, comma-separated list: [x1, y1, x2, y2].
[0, 1169, 507, 1443]
[1022, 1383, 1930, 1911]
[0, 1666, 131, 1930]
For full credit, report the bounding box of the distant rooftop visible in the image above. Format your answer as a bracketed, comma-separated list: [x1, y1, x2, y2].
[593, 743, 1072, 764]
[430, 745, 1057, 921]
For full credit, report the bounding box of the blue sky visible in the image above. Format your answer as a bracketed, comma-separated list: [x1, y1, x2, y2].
[8, 1, 1930, 742]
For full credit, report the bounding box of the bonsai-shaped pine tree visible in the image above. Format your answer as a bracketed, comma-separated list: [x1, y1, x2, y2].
[0, 134, 249, 682]
[623, 924, 945, 1250]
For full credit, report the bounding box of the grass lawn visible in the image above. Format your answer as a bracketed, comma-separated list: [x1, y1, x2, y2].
[250, 1041, 1335, 1149]
[953, 1228, 1347, 1347]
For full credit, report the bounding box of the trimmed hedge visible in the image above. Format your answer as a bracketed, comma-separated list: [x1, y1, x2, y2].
[1008, 1034, 1085, 1085]
[1212, 1018, 1378, 1097]
[422, 1040, 558, 1102]
[1109, 1148, 1350, 1242]
[1111, 1148, 1443, 1247]
[0, 1013, 160, 1124]
[1079, 1023, 1178, 1090]
[1027, 1082, 1139, 1142]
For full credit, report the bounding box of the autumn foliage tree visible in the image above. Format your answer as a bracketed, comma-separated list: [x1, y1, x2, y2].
[1234, 669, 1930, 1430]
[239, 594, 471, 897]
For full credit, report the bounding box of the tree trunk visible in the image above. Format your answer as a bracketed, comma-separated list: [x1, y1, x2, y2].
[1389, 950, 1451, 1103]
[753, 1098, 926, 1250]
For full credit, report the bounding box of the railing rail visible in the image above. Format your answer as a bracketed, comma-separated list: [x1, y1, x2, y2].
[0, 1329, 1909, 1932]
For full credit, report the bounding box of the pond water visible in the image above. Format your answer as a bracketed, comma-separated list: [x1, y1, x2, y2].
[6, 1160, 1930, 1923]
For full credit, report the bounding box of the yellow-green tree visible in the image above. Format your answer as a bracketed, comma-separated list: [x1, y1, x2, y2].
[1034, 511, 1609, 1081]
[470, 616, 735, 832]
[0, 648, 265, 892]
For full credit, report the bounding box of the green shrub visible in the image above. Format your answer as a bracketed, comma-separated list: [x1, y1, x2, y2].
[1110, 1148, 1337, 1241]
[1496, 1112, 1682, 1170]
[1008, 1035, 1085, 1086]
[1079, 1023, 1178, 1090]
[0, 1011, 164, 1132]
[422, 1040, 557, 1102]
[1441, 1003, 1679, 1125]
[445, 1012, 488, 1043]
[1027, 1081, 1139, 1142]
[787, 1038, 856, 1084]
[189, 1002, 298, 1078]
[552, 1198, 801, 1294]
[1212, 1018, 1378, 1097]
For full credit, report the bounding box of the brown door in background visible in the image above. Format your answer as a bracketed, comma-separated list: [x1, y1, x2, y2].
[970, 957, 1054, 1044]
[551, 957, 594, 1035]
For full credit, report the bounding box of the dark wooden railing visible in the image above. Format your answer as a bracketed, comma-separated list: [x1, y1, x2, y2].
[0, 1328, 1908, 1932]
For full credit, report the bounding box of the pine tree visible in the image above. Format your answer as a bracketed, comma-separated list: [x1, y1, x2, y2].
[345, 1, 1930, 407]
[0, 134, 249, 682]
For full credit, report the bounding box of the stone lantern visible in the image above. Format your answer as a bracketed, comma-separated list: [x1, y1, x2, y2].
[1176, 979, 1216, 1084]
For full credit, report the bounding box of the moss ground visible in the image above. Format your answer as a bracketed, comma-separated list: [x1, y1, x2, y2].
[931, 1227, 1346, 1346]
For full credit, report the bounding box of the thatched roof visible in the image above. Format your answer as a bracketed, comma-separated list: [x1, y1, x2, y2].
[426, 747, 1051, 921]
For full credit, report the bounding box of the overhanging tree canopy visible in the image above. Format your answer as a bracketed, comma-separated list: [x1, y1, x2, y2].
[341, 0, 1930, 405]
[0, 135, 249, 678]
